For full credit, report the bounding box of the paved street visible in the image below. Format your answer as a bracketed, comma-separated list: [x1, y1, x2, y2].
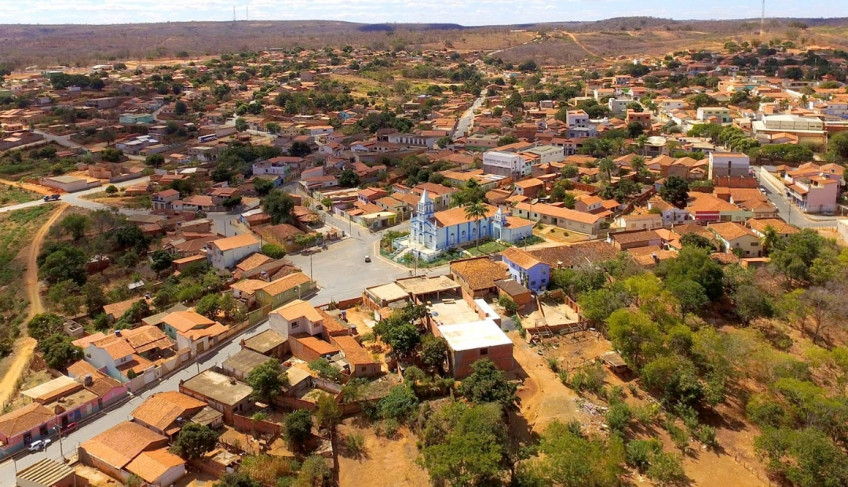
[756, 167, 841, 229]
[32, 130, 83, 150]
[0, 176, 151, 215]
[0, 318, 273, 485]
[453, 93, 484, 139]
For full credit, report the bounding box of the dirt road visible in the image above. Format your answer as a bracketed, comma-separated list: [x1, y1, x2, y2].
[0, 203, 67, 407]
[565, 32, 600, 58]
[508, 331, 587, 436]
[0, 178, 54, 196]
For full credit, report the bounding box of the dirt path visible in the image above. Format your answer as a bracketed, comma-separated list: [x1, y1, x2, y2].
[0, 178, 54, 196]
[0, 203, 67, 407]
[565, 32, 600, 58]
[507, 331, 587, 436]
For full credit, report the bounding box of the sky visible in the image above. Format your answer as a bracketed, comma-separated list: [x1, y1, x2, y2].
[0, 0, 846, 26]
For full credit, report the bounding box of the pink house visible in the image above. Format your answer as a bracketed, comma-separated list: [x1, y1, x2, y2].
[787, 176, 838, 214]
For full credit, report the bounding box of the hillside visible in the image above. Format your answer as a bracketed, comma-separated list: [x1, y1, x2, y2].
[3, 17, 848, 68]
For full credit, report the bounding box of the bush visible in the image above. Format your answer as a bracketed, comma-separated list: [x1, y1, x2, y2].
[568, 361, 605, 394]
[345, 432, 365, 458]
[626, 439, 662, 471]
[605, 402, 632, 436]
[262, 243, 286, 259]
[646, 451, 687, 485]
[498, 295, 518, 315]
[696, 425, 717, 447]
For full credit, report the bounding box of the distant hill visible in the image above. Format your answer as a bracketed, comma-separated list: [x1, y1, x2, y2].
[2, 17, 848, 68]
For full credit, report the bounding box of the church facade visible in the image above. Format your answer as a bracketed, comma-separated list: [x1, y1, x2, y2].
[406, 190, 534, 260]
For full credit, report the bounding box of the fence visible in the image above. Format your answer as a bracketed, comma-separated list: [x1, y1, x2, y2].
[232, 413, 282, 436]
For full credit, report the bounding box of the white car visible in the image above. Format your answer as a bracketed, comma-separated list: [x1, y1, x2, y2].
[28, 439, 51, 452]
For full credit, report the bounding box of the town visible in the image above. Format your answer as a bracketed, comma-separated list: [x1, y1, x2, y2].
[1, 13, 848, 487]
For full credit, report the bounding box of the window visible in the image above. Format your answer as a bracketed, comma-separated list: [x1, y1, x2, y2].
[480, 347, 489, 356]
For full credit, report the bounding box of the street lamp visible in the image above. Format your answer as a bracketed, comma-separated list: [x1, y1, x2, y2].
[52, 426, 64, 461]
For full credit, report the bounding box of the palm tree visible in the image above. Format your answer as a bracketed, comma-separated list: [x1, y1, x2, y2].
[762, 225, 782, 255]
[464, 202, 488, 252]
[598, 157, 616, 183]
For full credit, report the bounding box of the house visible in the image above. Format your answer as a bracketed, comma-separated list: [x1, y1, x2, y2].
[787, 176, 839, 214]
[747, 218, 798, 239]
[0, 403, 59, 456]
[696, 107, 731, 123]
[16, 458, 77, 487]
[221, 349, 276, 381]
[647, 196, 690, 226]
[483, 150, 530, 179]
[406, 191, 534, 261]
[160, 311, 228, 356]
[241, 329, 289, 359]
[708, 222, 763, 257]
[708, 152, 750, 179]
[512, 202, 605, 235]
[78, 421, 182, 486]
[206, 234, 261, 270]
[21, 376, 100, 430]
[609, 230, 663, 250]
[330, 335, 381, 377]
[254, 272, 317, 308]
[494, 279, 533, 308]
[450, 257, 509, 299]
[269, 299, 324, 341]
[40, 175, 92, 193]
[131, 391, 208, 437]
[152, 189, 180, 210]
[65, 361, 129, 408]
[179, 370, 253, 422]
[499, 247, 550, 292]
[289, 336, 340, 363]
[81, 328, 173, 384]
[513, 178, 545, 199]
[614, 212, 663, 231]
[437, 319, 513, 378]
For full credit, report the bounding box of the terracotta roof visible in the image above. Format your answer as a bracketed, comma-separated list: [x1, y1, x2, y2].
[515, 202, 605, 225]
[121, 325, 173, 354]
[450, 257, 509, 291]
[500, 247, 544, 270]
[236, 253, 272, 272]
[72, 332, 107, 349]
[209, 233, 259, 251]
[272, 299, 323, 323]
[709, 222, 757, 241]
[125, 448, 185, 483]
[0, 403, 55, 439]
[230, 279, 269, 295]
[748, 218, 798, 236]
[92, 335, 135, 360]
[612, 230, 662, 245]
[434, 204, 498, 228]
[81, 421, 167, 469]
[528, 241, 619, 268]
[686, 193, 740, 212]
[181, 322, 228, 341]
[163, 311, 215, 333]
[132, 391, 206, 433]
[332, 335, 376, 366]
[259, 272, 311, 296]
[294, 336, 339, 356]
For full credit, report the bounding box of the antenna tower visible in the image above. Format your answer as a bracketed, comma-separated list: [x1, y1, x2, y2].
[760, 0, 766, 36]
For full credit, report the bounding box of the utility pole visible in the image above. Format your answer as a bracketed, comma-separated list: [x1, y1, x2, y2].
[760, 0, 766, 37]
[54, 426, 64, 461]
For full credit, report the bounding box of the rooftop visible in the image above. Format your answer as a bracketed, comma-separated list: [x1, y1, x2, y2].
[81, 421, 167, 469]
[438, 319, 513, 352]
[131, 391, 206, 434]
[222, 349, 276, 376]
[180, 370, 253, 407]
[209, 233, 259, 251]
[242, 329, 287, 355]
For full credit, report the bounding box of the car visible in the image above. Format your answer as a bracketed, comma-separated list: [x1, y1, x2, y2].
[61, 422, 77, 435]
[27, 439, 51, 452]
[364, 256, 371, 263]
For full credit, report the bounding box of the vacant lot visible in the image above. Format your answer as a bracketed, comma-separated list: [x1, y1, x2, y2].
[0, 184, 39, 208]
[336, 419, 429, 487]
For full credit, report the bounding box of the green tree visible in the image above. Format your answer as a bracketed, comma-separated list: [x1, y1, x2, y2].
[171, 423, 219, 460]
[253, 177, 274, 196]
[419, 334, 448, 370]
[194, 294, 221, 319]
[289, 141, 312, 157]
[37, 334, 83, 370]
[145, 153, 165, 167]
[262, 243, 286, 258]
[150, 249, 173, 273]
[680, 233, 713, 250]
[419, 402, 509, 487]
[174, 100, 187, 115]
[216, 472, 259, 487]
[285, 409, 313, 448]
[518, 420, 624, 487]
[659, 176, 689, 208]
[105, 184, 118, 195]
[338, 168, 360, 188]
[39, 246, 88, 285]
[459, 359, 516, 409]
[667, 279, 708, 319]
[27, 313, 64, 342]
[295, 456, 331, 487]
[464, 201, 488, 251]
[315, 394, 342, 430]
[373, 303, 426, 356]
[81, 280, 107, 315]
[607, 309, 662, 369]
[657, 246, 724, 301]
[235, 117, 248, 132]
[263, 189, 295, 224]
[246, 359, 289, 403]
[60, 214, 89, 240]
[597, 158, 616, 183]
[379, 385, 419, 421]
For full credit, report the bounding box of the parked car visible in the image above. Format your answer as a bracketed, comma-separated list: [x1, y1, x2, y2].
[364, 255, 371, 263]
[43, 194, 61, 202]
[61, 422, 77, 435]
[28, 439, 51, 452]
